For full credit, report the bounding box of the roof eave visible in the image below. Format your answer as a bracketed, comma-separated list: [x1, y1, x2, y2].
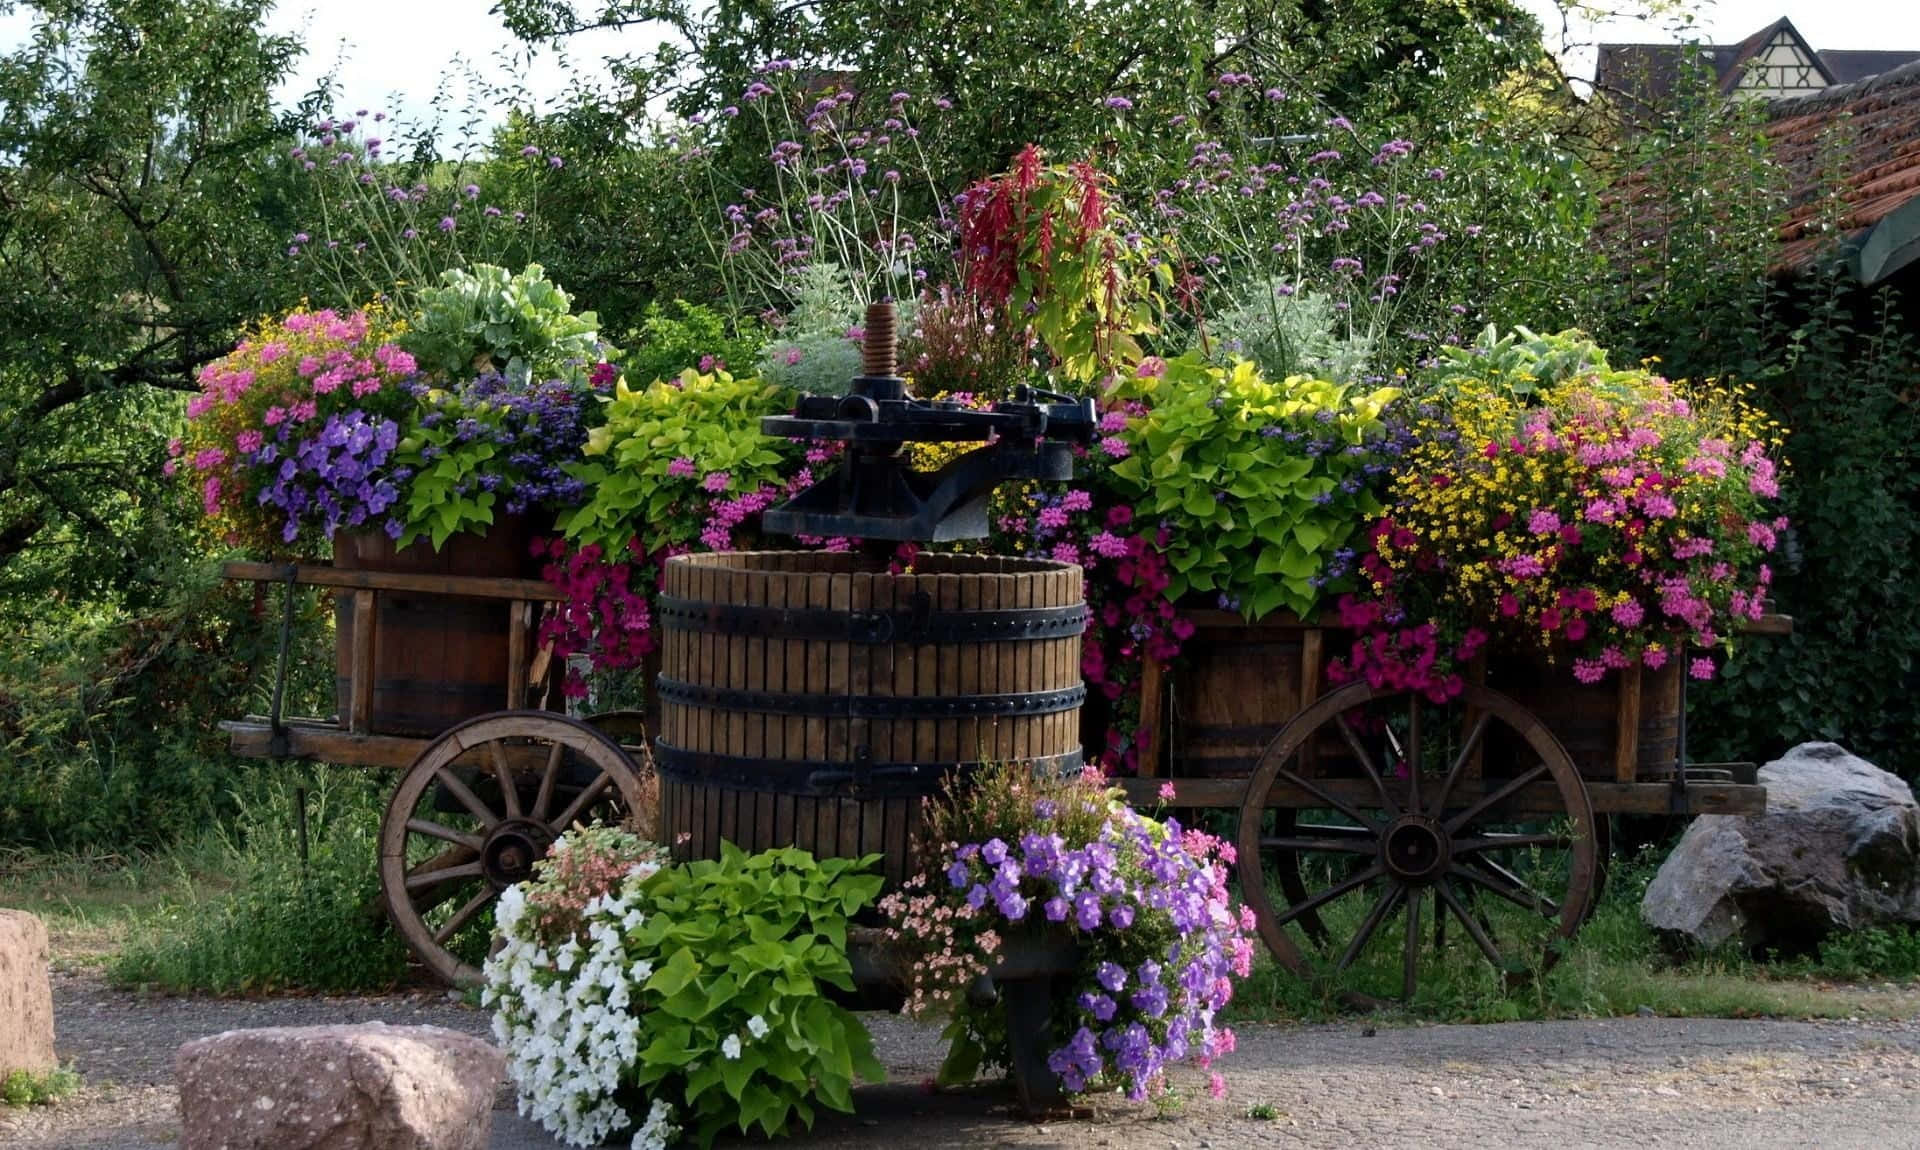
[1857, 196, 1920, 285]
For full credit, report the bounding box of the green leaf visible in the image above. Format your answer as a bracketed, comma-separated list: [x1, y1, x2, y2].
[646, 946, 700, 998]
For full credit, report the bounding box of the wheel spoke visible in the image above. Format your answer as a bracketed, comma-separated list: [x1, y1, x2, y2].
[404, 860, 484, 891]
[1261, 836, 1376, 855]
[434, 768, 500, 830]
[432, 885, 500, 945]
[1331, 884, 1404, 975]
[1403, 885, 1423, 1001]
[1452, 832, 1573, 855]
[1292, 822, 1375, 838]
[1405, 694, 1422, 817]
[1443, 763, 1549, 834]
[1429, 712, 1492, 818]
[1333, 712, 1399, 819]
[1453, 860, 1561, 918]
[1275, 765, 1382, 831]
[405, 818, 483, 852]
[549, 771, 613, 833]
[1270, 864, 1385, 929]
[532, 740, 565, 820]
[489, 741, 522, 819]
[1437, 878, 1507, 969]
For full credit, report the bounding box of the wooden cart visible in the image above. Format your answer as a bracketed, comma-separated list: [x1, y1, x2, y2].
[219, 559, 653, 987]
[1114, 609, 1788, 1004]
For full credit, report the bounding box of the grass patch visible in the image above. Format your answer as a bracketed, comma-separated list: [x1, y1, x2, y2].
[0, 839, 234, 967]
[1226, 842, 1920, 1024]
[1, 1066, 81, 1106]
[106, 768, 414, 995]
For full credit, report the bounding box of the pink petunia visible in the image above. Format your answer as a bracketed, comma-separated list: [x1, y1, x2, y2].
[1689, 657, 1715, 681]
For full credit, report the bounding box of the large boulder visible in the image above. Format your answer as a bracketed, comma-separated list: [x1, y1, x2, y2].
[0, 909, 56, 1076]
[1642, 742, 1920, 952]
[175, 1023, 504, 1150]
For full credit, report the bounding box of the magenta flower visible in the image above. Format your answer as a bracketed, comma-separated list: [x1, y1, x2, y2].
[668, 457, 697, 479]
[702, 471, 731, 493]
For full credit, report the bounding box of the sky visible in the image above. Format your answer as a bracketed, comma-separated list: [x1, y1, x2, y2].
[4, 0, 1920, 125]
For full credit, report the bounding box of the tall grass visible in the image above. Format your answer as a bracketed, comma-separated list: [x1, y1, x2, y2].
[109, 767, 414, 994]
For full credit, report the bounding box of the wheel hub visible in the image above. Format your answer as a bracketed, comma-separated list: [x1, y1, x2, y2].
[481, 819, 555, 888]
[1380, 815, 1450, 885]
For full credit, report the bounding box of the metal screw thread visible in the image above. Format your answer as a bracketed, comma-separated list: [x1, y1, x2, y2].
[862, 300, 898, 378]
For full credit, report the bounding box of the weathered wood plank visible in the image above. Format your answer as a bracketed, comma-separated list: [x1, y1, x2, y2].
[349, 589, 375, 734]
[221, 560, 560, 601]
[1115, 775, 1767, 817]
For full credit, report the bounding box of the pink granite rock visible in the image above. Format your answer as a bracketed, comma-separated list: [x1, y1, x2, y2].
[0, 909, 55, 1075]
[175, 1023, 504, 1150]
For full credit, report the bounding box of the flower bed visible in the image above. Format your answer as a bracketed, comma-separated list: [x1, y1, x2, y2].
[485, 827, 885, 1149]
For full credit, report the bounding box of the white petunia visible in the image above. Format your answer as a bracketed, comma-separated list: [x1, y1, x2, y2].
[721, 1034, 742, 1060]
[631, 959, 654, 982]
[746, 1015, 769, 1039]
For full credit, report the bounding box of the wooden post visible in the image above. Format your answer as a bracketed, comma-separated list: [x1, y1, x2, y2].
[349, 589, 375, 733]
[506, 599, 529, 710]
[1298, 627, 1324, 775]
[1614, 663, 1643, 783]
[1464, 649, 1487, 780]
[1136, 655, 1165, 777]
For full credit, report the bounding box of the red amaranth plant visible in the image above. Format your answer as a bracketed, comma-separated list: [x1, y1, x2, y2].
[955, 146, 1149, 380]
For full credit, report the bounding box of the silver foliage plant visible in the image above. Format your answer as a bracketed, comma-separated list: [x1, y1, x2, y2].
[1199, 280, 1375, 383]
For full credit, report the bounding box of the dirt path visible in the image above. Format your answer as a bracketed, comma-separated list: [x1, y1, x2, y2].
[7, 968, 1920, 1149]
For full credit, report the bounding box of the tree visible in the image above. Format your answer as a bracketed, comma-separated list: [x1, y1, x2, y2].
[495, 0, 1547, 181]
[0, 0, 306, 605]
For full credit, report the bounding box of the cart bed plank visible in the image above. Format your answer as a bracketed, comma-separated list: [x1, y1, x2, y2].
[222, 718, 427, 768]
[1119, 775, 1765, 816]
[222, 561, 560, 602]
[221, 717, 646, 770]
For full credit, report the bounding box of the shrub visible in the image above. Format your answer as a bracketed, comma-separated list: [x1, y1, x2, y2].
[1101, 353, 1400, 617]
[486, 835, 885, 1149]
[623, 300, 765, 388]
[401, 263, 609, 388]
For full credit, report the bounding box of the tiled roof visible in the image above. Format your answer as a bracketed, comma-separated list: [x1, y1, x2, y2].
[1767, 59, 1920, 274]
[1597, 56, 1920, 283]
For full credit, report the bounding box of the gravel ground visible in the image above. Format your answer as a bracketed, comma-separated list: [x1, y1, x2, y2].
[7, 968, 1920, 1149]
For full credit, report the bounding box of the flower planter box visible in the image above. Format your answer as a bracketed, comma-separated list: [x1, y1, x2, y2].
[332, 517, 542, 737]
[1134, 609, 1349, 779]
[1485, 653, 1684, 783]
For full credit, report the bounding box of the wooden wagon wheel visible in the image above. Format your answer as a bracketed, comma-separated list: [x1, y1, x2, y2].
[379, 710, 646, 987]
[1237, 681, 1597, 1005]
